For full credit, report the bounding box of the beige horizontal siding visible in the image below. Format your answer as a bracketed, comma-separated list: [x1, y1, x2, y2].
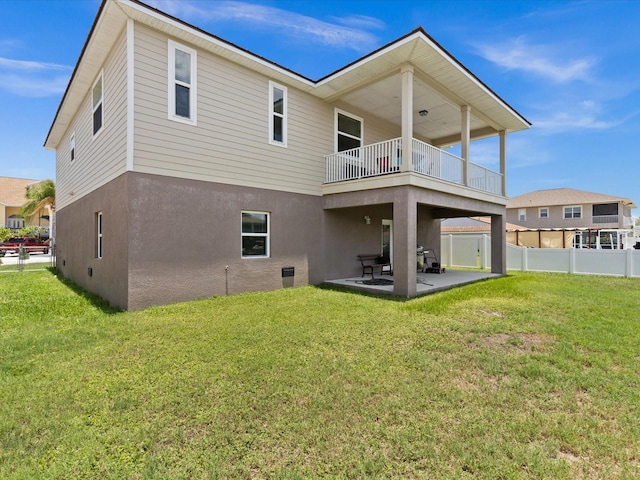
[56, 28, 129, 211]
[132, 24, 337, 196]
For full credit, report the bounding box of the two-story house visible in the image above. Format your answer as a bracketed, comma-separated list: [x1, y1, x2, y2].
[44, 0, 530, 310]
[0, 176, 51, 235]
[507, 188, 636, 248]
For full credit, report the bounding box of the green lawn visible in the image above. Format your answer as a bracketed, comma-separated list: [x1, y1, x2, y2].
[1, 270, 639, 479]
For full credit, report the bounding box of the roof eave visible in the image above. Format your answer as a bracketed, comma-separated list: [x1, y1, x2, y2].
[44, 0, 125, 150]
[314, 27, 530, 133]
[45, 0, 530, 150]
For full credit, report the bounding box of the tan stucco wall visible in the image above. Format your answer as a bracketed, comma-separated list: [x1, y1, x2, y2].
[55, 174, 130, 309]
[56, 172, 328, 310]
[56, 172, 507, 309]
[125, 172, 325, 310]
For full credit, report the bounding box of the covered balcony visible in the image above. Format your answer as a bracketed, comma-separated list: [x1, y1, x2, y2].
[315, 28, 530, 298]
[314, 30, 529, 203]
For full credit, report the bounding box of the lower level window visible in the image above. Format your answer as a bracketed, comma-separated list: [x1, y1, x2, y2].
[241, 211, 270, 257]
[96, 211, 103, 259]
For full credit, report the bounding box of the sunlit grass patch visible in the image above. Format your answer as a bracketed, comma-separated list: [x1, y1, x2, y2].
[1, 271, 639, 478]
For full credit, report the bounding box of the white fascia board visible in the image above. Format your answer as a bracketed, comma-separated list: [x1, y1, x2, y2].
[315, 31, 422, 88]
[316, 29, 528, 130]
[45, 0, 127, 149]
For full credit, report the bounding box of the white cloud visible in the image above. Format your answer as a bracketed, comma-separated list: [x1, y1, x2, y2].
[467, 140, 499, 168]
[0, 56, 72, 97]
[475, 36, 595, 83]
[533, 111, 622, 131]
[147, 0, 380, 52]
[0, 74, 69, 97]
[0, 57, 70, 71]
[334, 15, 385, 31]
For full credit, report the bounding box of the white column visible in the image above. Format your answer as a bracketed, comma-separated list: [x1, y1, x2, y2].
[401, 65, 414, 173]
[500, 130, 507, 196]
[461, 105, 471, 185]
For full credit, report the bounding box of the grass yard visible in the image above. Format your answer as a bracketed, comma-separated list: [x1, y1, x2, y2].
[1, 270, 639, 479]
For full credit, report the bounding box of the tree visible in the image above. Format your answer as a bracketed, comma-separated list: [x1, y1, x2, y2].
[0, 226, 11, 243]
[20, 179, 56, 239]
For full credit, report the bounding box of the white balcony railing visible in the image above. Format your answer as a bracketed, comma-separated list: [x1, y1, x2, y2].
[592, 215, 619, 224]
[324, 137, 504, 195]
[412, 139, 464, 184]
[324, 138, 403, 183]
[468, 162, 503, 195]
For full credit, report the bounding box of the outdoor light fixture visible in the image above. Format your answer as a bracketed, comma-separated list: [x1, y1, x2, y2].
[364, 215, 371, 225]
[419, 109, 429, 117]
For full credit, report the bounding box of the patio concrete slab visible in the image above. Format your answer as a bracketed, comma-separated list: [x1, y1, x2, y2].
[324, 269, 501, 297]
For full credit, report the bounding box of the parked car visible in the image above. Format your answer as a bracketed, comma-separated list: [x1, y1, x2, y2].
[0, 237, 50, 256]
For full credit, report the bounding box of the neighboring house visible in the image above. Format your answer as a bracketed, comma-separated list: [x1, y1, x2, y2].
[442, 215, 583, 249]
[442, 216, 524, 234]
[507, 188, 637, 249]
[44, 0, 530, 310]
[0, 177, 51, 234]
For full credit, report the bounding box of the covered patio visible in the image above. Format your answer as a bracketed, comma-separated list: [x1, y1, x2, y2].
[324, 269, 501, 297]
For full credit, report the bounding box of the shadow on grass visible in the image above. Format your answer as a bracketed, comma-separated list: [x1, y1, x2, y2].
[49, 267, 122, 315]
[316, 282, 410, 302]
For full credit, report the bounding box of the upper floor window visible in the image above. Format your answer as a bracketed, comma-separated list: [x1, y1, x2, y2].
[269, 81, 287, 146]
[168, 40, 197, 125]
[539, 207, 548, 219]
[518, 209, 526, 222]
[92, 72, 103, 136]
[336, 109, 362, 152]
[592, 203, 618, 216]
[564, 206, 582, 219]
[241, 211, 270, 258]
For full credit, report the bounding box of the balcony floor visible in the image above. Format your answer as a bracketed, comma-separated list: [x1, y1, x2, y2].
[324, 269, 501, 297]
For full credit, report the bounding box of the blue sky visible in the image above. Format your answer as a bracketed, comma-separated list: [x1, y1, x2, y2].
[1, 0, 639, 211]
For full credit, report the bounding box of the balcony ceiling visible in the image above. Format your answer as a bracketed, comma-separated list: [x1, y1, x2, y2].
[315, 30, 530, 147]
[337, 74, 490, 147]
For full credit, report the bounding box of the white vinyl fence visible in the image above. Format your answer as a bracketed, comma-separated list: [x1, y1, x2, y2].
[441, 234, 640, 278]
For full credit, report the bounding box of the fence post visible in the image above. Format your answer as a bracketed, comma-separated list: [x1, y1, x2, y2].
[521, 245, 527, 271]
[569, 248, 575, 274]
[447, 234, 453, 268]
[626, 248, 632, 278]
[482, 234, 490, 270]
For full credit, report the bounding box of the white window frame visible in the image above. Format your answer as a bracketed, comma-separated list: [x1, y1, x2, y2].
[518, 208, 526, 222]
[70, 133, 76, 162]
[7, 215, 25, 229]
[241, 210, 270, 259]
[269, 81, 287, 147]
[335, 109, 363, 152]
[539, 207, 548, 219]
[564, 205, 582, 219]
[168, 40, 197, 125]
[92, 71, 104, 137]
[96, 211, 103, 259]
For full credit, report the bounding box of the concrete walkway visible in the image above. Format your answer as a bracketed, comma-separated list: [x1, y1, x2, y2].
[325, 269, 501, 297]
[0, 252, 53, 267]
